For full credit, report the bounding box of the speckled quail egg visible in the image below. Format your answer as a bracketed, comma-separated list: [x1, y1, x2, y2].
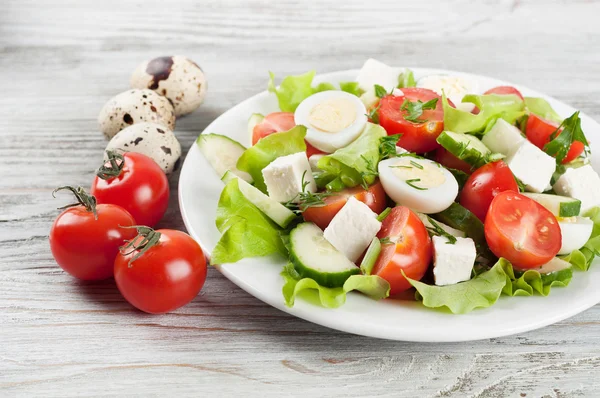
[130, 56, 207, 116]
[98, 89, 176, 140]
[105, 122, 182, 174]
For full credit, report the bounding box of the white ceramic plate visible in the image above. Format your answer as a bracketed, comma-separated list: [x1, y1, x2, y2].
[179, 68, 600, 342]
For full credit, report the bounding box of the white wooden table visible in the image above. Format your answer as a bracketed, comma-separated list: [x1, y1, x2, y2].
[3, 1, 600, 396]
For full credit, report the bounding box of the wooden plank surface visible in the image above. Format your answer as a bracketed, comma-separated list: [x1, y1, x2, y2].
[2, 0, 600, 396]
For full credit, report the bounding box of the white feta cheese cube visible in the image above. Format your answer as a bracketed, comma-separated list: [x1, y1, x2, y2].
[505, 140, 555, 193]
[323, 197, 382, 262]
[356, 58, 400, 93]
[432, 236, 476, 286]
[416, 213, 466, 238]
[262, 152, 316, 203]
[553, 164, 600, 213]
[481, 118, 525, 156]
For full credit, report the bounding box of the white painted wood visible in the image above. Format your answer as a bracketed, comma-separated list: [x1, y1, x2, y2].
[2, 0, 600, 396]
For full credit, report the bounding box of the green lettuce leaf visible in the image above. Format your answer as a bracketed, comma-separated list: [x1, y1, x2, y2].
[316, 123, 387, 191]
[443, 93, 525, 134]
[409, 259, 509, 314]
[236, 125, 307, 192]
[501, 261, 572, 297]
[524, 97, 563, 123]
[561, 206, 600, 270]
[267, 71, 340, 112]
[281, 264, 390, 308]
[211, 179, 287, 265]
[398, 69, 416, 88]
[339, 81, 365, 97]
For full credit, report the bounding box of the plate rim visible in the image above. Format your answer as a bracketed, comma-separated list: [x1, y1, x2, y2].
[178, 67, 600, 342]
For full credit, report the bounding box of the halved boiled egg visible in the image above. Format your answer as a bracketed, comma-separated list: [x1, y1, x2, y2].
[378, 156, 459, 214]
[417, 75, 479, 112]
[294, 91, 367, 153]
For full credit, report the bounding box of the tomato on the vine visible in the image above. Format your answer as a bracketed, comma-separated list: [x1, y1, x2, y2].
[91, 151, 169, 227]
[114, 227, 207, 314]
[50, 186, 136, 280]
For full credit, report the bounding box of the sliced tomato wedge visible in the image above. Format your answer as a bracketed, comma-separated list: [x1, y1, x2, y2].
[484, 86, 524, 100]
[372, 207, 432, 296]
[433, 147, 472, 174]
[484, 191, 561, 269]
[459, 160, 519, 222]
[378, 88, 445, 153]
[526, 113, 584, 164]
[302, 181, 387, 230]
[252, 112, 324, 157]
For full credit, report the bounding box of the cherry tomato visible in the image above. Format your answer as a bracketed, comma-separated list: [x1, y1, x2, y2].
[372, 207, 432, 295]
[302, 181, 387, 230]
[252, 112, 323, 157]
[378, 88, 445, 153]
[434, 147, 472, 174]
[484, 86, 524, 100]
[526, 114, 584, 164]
[91, 151, 169, 227]
[114, 228, 207, 314]
[484, 191, 561, 269]
[49, 186, 136, 280]
[459, 161, 519, 222]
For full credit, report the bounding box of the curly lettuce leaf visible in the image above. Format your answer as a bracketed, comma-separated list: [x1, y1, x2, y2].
[316, 123, 387, 191]
[267, 71, 343, 112]
[211, 179, 287, 265]
[397, 69, 416, 88]
[236, 125, 307, 192]
[524, 97, 563, 123]
[409, 259, 509, 314]
[501, 261, 572, 297]
[339, 81, 365, 97]
[281, 264, 390, 308]
[561, 206, 600, 270]
[443, 93, 525, 134]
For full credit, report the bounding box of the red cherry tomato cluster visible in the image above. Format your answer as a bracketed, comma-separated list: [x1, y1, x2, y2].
[50, 151, 207, 314]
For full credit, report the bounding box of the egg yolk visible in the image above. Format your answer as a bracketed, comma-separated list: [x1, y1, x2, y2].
[391, 158, 446, 189]
[308, 98, 356, 133]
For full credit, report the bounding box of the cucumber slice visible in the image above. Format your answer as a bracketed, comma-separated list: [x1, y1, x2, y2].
[432, 202, 494, 259]
[221, 171, 297, 228]
[197, 134, 253, 182]
[536, 257, 572, 274]
[289, 223, 360, 287]
[247, 113, 264, 139]
[481, 118, 525, 156]
[359, 237, 381, 276]
[522, 193, 581, 217]
[437, 131, 503, 168]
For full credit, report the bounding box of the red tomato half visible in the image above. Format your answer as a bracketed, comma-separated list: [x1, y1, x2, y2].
[484, 191, 561, 269]
[91, 152, 169, 227]
[526, 114, 584, 164]
[372, 207, 432, 295]
[434, 147, 472, 174]
[378, 88, 445, 153]
[484, 86, 524, 100]
[459, 161, 519, 222]
[50, 191, 137, 281]
[252, 112, 323, 157]
[302, 181, 387, 230]
[114, 229, 207, 314]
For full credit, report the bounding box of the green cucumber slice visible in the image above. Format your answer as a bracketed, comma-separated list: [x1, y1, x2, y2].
[522, 193, 581, 217]
[247, 113, 265, 138]
[221, 171, 297, 228]
[359, 237, 381, 275]
[437, 131, 503, 168]
[432, 202, 494, 260]
[197, 133, 253, 182]
[289, 223, 360, 288]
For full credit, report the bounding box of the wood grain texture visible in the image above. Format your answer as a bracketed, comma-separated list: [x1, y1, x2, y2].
[2, 0, 600, 396]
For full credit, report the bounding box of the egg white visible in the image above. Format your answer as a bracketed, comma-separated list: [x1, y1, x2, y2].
[417, 75, 479, 112]
[558, 217, 593, 255]
[294, 91, 367, 153]
[378, 157, 459, 214]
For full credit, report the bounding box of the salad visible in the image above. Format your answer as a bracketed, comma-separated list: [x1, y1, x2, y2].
[198, 58, 600, 314]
